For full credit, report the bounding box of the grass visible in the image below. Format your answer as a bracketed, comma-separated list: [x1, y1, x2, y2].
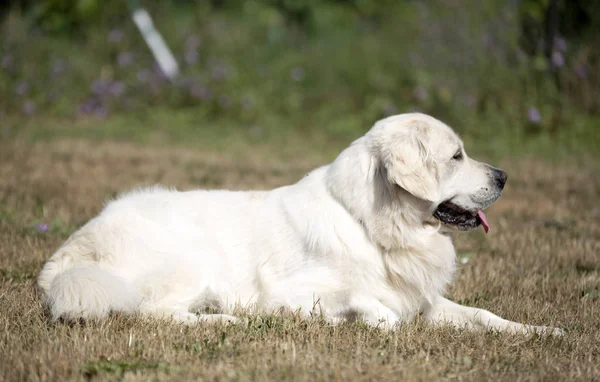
[3, 107, 600, 165]
[1, 132, 599, 381]
[81, 358, 176, 378]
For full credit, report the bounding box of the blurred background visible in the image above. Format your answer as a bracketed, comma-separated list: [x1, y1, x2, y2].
[0, 0, 598, 159]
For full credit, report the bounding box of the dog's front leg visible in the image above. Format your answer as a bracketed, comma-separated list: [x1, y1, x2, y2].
[339, 295, 400, 329]
[423, 296, 562, 336]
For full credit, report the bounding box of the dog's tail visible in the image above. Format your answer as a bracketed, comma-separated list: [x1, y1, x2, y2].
[38, 239, 143, 321]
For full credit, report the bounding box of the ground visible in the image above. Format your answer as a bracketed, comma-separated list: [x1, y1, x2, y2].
[0, 137, 598, 381]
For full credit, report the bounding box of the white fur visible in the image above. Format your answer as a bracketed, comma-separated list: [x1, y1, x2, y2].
[37, 113, 561, 335]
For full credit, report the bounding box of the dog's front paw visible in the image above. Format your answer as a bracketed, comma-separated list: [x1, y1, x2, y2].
[547, 327, 565, 337]
[530, 325, 564, 337]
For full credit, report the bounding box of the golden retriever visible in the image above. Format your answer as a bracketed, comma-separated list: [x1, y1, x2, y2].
[38, 113, 561, 335]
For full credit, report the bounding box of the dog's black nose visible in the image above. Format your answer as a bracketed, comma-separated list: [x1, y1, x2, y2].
[493, 169, 507, 189]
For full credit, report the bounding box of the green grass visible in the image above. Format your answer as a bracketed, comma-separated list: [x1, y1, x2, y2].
[0, 268, 36, 283]
[5, 107, 599, 165]
[82, 357, 176, 378]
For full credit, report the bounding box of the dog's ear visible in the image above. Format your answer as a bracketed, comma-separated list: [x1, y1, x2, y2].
[373, 122, 440, 202]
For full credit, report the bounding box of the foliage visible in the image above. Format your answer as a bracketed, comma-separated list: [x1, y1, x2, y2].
[0, 1, 598, 156]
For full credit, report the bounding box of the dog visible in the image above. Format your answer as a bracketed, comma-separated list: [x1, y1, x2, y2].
[37, 113, 561, 335]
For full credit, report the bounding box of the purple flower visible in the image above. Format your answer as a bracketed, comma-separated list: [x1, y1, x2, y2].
[108, 81, 126, 97]
[190, 84, 212, 100]
[91, 79, 109, 95]
[22, 100, 35, 116]
[36, 223, 49, 232]
[78, 102, 92, 115]
[575, 64, 587, 79]
[184, 50, 199, 65]
[117, 52, 134, 68]
[107, 29, 124, 44]
[94, 105, 109, 118]
[77, 98, 108, 118]
[15, 81, 28, 96]
[551, 51, 564, 68]
[527, 107, 541, 124]
[290, 66, 305, 82]
[77, 98, 98, 115]
[554, 37, 567, 53]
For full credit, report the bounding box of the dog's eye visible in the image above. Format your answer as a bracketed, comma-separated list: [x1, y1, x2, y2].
[452, 150, 463, 161]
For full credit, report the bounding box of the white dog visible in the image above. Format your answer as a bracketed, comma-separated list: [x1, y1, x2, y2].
[38, 113, 560, 335]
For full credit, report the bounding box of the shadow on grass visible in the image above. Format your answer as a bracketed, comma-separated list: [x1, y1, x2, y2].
[82, 357, 178, 378]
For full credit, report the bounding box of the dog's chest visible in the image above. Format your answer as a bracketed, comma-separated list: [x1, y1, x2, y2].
[379, 234, 456, 313]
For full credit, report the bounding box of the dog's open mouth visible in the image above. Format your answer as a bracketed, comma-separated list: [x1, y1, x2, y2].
[433, 201, 490, 233]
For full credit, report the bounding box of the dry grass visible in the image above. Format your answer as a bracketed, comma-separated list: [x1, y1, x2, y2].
[0, 139, 599, 381]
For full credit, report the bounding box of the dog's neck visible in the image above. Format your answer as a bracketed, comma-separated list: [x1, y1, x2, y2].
[325, 140, 455, 306]
[326, 138, 438, 252]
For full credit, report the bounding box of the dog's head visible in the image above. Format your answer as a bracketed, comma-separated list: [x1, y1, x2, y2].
[369, 113, 507, 233]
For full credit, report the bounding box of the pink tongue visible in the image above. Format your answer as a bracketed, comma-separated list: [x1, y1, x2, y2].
[477, 210, 490, 233]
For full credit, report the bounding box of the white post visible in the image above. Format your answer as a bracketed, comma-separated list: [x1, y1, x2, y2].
[131, 7, 179, 80]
